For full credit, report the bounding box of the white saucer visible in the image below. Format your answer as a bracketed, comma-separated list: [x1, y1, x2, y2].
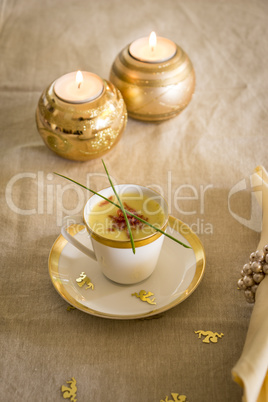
[48, 216, 205, 319]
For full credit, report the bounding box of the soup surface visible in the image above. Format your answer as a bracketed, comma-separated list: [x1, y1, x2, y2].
[87, 193, 166, 241]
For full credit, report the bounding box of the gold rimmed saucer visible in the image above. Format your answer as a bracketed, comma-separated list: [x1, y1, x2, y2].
[48, 216, 205, 319]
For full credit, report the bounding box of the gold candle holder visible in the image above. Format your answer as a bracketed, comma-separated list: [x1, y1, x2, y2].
[109, 43, 195, 122]
[36, 76, 127, 161]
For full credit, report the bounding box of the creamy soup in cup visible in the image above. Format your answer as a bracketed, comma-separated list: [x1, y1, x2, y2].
[61, 184, 168, 284]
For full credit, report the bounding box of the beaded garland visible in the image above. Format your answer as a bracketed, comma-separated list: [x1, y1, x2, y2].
[238, 245, 268, 303]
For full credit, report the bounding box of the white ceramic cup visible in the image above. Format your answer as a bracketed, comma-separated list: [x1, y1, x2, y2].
[61, 184, 169, 284]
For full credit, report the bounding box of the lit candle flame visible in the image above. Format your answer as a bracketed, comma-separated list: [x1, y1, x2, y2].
[76, 70, 83, 89]
[149, 31, 157, 52]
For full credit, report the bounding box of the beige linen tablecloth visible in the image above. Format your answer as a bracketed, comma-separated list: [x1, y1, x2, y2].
[1, 0, 267, 401]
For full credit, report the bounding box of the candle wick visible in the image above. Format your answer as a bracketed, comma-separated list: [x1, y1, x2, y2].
[78, 82, 81, 89]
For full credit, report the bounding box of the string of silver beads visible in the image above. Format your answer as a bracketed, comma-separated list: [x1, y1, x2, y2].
[238, 245, 268, 303]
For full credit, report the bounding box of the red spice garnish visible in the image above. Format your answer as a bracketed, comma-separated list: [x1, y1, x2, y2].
[108, 202, 148, 233]
[99, 196, 114, 206]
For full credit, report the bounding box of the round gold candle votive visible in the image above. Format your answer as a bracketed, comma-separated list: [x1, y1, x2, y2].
[109, 42, 195, 122]
[36, 73, 127, 161]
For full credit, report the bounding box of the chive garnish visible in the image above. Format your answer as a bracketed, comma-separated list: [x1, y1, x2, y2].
[101, 160, 136, 254]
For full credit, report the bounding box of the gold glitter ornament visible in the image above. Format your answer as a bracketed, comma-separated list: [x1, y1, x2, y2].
[36, 78, 127, 161]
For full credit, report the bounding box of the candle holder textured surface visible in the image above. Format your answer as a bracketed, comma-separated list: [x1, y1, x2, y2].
[36, 79, 127, 161]
[109, 44, 195, 122]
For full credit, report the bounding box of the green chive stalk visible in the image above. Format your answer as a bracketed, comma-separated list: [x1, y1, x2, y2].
[102, 160, 136, 254]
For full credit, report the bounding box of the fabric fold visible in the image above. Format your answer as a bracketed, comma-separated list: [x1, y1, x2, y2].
[232, 166, 268, 402]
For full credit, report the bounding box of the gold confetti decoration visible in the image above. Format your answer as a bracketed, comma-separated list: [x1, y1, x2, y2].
[160, 393, 189, 402]
[66, 305, 76, 311]
[76, 272, 94, 290]
[131, 290, 156, 305]
[61, 377, 77, 401]
[194, 330, 224, 343]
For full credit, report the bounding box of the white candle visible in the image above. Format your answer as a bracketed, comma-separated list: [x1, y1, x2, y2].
[129, 32, 176, 63]
[54, 71, 104, 104]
